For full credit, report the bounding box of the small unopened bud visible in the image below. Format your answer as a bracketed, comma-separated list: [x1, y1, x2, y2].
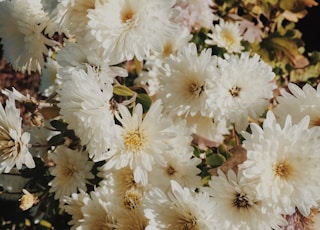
[19, 189, 39, 211]
[31, 110, 44, 127]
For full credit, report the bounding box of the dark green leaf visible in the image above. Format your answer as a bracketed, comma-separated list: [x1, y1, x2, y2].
[136, 93, 152, 112]
[206, 153, 226, 167]
[217, 144, 233, 160]
[50, 120, 68, 131]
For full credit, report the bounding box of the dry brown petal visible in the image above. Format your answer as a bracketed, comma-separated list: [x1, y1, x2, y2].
[208, 145, 247, 176]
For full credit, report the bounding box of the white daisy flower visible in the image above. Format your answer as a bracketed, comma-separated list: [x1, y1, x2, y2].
[205, 19, 244, 53]
[241, 111, 320, 216]
[0, 0, 56, 74]
[274, 83, 320, 127]
[49, 146, 94, 200]
[158, 43, 218, 117]
[144, 180, 217, 229]
[58, 66, 119, 161]
[87, 0, 178, 64]
[0, 97, 34, 173]
[210, 52, 276, 131]
[63, 190, 89, 230]
[205, 169, 287, 230]
[101, 100, 172, 185]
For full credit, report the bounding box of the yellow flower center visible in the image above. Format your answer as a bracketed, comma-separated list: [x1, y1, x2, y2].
[121, 8, 135, 23]
[274, 162, 291, 179]
[222, 30, 236, 46]
[123, 131, 145, 153]
[162, 42, 173, 57]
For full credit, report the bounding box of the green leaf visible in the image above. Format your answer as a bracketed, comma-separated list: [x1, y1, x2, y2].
[113, 85, 134, 97]
[192, 145, 202, 158]
[136, 93, 152, 112]
[47, 134, 64, 146]
[201, 175, 211, 186]
[217, 144, 233, 160]
[50, 120, 68, 131]
[206, 153, 226, 167]
[310, 51, 320, 64]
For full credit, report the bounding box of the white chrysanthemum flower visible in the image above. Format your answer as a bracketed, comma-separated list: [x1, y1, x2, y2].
[149, 151, 202, 191]
[98, 166, 145, 210]
[63, 190, 89, 230]
[58, 66, 119, 161]
[173, 0, 218, 32]
[158, 27, 192, 58]
[80, 186, 119, 230]
[144, 180, 217, 229]
[210, 52, 276, 131]
[0, 0, 56, 74]
[241, 111, 320, 216]
[274, 83, 320, 127]
[49, 146, 94, 200]
[57, 0, 100, 38]
[56, 41, 127, 80]
[115, 207, 149, 230]
[87, 0, 178, 64]
[158, 43, 218, 117]
[205, 19, 244, 53]
[0, 97, 34, 173]
[101, 100, 172, 185]
[205, 169, 287, 230]
[148, 118, 202, 190]
[134, 28, 191, 96]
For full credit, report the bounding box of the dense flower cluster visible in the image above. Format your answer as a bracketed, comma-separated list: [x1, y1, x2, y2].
[0, 0, 319, 229]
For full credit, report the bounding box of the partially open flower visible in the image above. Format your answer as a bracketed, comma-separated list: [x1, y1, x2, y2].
[19, 189, 39, 211]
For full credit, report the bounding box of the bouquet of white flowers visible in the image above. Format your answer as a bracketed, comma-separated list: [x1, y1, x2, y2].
[0, 0, 320, 229]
